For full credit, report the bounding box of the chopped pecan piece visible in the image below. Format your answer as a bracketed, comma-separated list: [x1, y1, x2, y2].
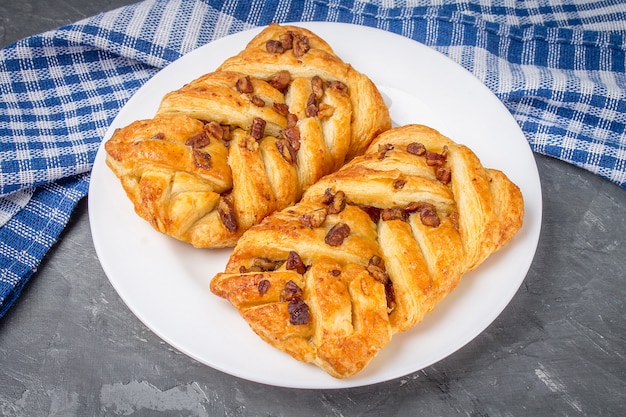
[306, 106, 319, 118]
[367, 256, 396, 312]
[276, 139, 297, 164]
[268, 70, 291, 93]
[288, 298, 310, 325]
[305, 91, 319, 117]
[236, 75, 254, 94]
[381, 207, 407, 222]
[273, 102, 290, 116]
[293, 34, 310, 58]
[327, 190, 347, 215]
[404, 201, 441, 227]
[393, 179, 406, 190]
[425, 146, 448, 166]
[404, 201, 433, 214]
[361, 206, 381, 223]
[281, 126, 301, 151]
[250, 257, 283, 272]
[265, 39, 285, 54]
[321, 188, 335, 205]
[311, 75, 324, 100]
[250, 117, 266, 141]
[286, 113, 298, 128]
[186, 131, 210, 149]
[217, 196, 237, 232]
[377, 143, 394, 159]
[367, 255, 389, 285]
[220, 124, 232, 142]
[258, 279, 271, 295]
[286, 251, 307, 274]
[279, 32, 294, 50]
[250, 95, 265, 107]
[407, 142, 426, 156]
[369, 255, 385, 269]
[305, 104, 318, 118]
[241, 263, 273, 274]
[326, 80, 348, 94]
[324, 223, 350, 246]
[299, 208, 327, 228]
[384, 280, 396, 313]
[320, 188, 347, 214]
[419, 208, 441, 227]
[436, 167, 452, 184]
[204, 121, 224, 141]
[150, 132, 165, 140]
[192, 150, 212, 168]
[280, 280, 303, 301]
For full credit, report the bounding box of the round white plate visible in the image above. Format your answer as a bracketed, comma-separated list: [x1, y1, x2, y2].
[89, 22, 542, 389]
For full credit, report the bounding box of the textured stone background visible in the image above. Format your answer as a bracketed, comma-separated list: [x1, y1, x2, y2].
[1, 1, 625, 416]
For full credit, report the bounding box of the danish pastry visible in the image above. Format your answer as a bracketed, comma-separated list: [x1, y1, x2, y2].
[210, 124, 524, 378]
[104, 24, 391, 247]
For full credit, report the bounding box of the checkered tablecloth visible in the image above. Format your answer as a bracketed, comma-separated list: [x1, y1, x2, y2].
[1, 0, 625, 317]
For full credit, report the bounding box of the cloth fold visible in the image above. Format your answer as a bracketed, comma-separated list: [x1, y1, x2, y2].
[1, 0, 625, 318]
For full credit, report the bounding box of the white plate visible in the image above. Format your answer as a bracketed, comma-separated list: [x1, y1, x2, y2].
[89, 22, 542, 389]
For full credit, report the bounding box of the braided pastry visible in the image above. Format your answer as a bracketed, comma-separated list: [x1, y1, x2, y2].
[210, 124, 524, 378]
[104, 24, 391, 247]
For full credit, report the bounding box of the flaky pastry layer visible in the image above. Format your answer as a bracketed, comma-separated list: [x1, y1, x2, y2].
[211, 124, 524, 378]
[105, 24, 391, 247]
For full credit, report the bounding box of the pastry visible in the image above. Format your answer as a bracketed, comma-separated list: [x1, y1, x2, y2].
[104, 24, 391, 247]
[210, 124, 524, 378]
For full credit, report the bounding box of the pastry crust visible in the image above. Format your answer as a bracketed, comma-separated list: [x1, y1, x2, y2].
[216, 23, 390, 159]
[210, 124, 524, 378]
[105, 24, 391, 247]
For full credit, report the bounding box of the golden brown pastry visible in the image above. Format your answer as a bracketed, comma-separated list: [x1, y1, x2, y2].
[104, 24, 391, 247]
[210, 124, 524, 378]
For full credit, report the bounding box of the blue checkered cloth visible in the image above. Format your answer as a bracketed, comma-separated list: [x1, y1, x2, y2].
[1, 0, 625, 318]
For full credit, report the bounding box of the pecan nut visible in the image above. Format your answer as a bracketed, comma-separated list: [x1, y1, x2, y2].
[236, 75, 254, 94]
[425, 146, 448, 166]
[286, 251, 307, 274]
[404, 201, 441, 227]
[381, 207, 407, 222]
[324, 223, 350, 246]
[258, 279, 271, 295]
[293, 34, 310, 58]
[250, 95, 265, 107]
[192, 150, 212, 168]
[250, 117, 266, 141]
[268, 70, 291, 92]
[265, 39, 285, 54]
[366, 255, 390, 285]
[276, 139, 297, 164]
[406, 142, 426, 156]
[436, 167, 452, 184]
[377, 143, 394, 159]
[217, 196, 237, 232]
[299, 208, 327, 228]
[280, 280, 303, 301]
[186, 131, 210, 149]
[327, 190, 346, 215]
[273, 102, 290, 116]
[287, 297, 310, 325]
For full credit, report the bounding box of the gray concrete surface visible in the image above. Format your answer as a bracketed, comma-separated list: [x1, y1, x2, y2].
[1, 1, 625, 416]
